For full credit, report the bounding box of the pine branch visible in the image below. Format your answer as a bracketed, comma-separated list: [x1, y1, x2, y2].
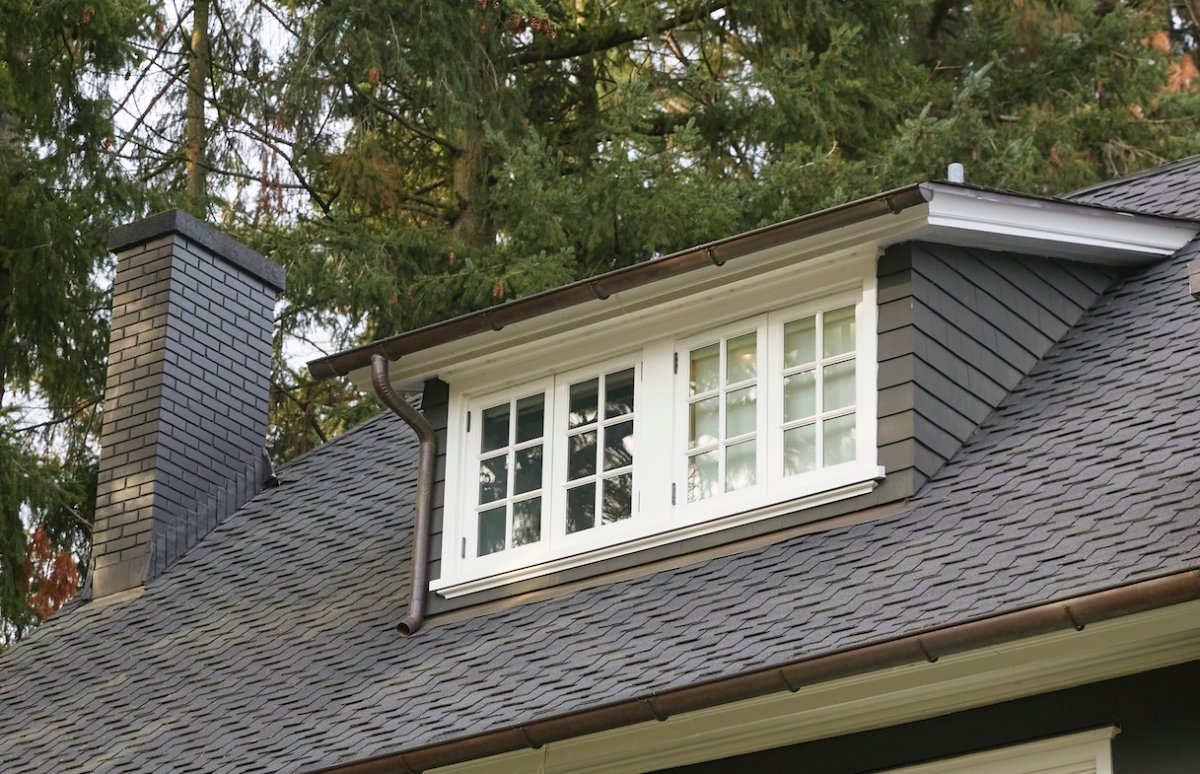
[515, 1, 727, 65]
[13, 399, 99, 435]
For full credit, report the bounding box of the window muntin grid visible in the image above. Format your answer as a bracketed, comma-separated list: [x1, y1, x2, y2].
[564, 368, 636, 534]
[475, 392, 547, 556]
[780, 305, 857, 476]
[686, 330, 760, 502]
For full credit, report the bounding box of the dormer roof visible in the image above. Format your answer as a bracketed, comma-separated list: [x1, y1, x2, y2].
[308, 181, 1197, 392]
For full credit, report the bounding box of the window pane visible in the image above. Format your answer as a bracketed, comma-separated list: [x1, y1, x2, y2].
[823, 360, 856, 411]
[687, 450, 719, 502]
[605, 369, 635, 417]
[823, 306, 856, 357]
[725, 386, 756, 438]
[515, 394, 544, 443]
[568, 430, 597, 480]
[726, 333, 757, 384]
[604, 420, 634, 471]
[478, 455, 507, 504]
[602, 474, 633, 524]
[513, 445, 542, 495]
[690, 343, 719, 395]
[689, 397, 719, 449]
[784, 370, 816, 422]
[567, 483, 596, 533]
[481, 403, 509, 453]
[784, 424, 816, 477]
[725, 440, 756, 492]
[569, 378, 598, 429]
[477, 507, 506, 556]
[512, 497, 541, 547]
[824, 413, 857, 465]
[784, 316, 816, 368]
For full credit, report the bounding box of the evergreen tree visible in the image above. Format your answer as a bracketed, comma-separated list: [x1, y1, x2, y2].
[0, 0, 151, 644]
[251, 0, 1200, 458]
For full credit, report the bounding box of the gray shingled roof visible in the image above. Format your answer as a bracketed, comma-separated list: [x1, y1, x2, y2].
[4, 197, 1200, 773]
[1063, 154, 1200, 218]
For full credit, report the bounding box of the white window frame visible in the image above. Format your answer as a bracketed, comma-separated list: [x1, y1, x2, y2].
[434, 256, 881, 597]
[674, 289, 879, 525]
[548, 356, 644, 556]
[460, 377, 555, 577]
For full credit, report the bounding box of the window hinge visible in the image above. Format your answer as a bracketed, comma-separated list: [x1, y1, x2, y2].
[673, 352, 679, 374]
[671, 482, 676, 505]
[461, 537, 466, 558]
[466, 411, 471, 432]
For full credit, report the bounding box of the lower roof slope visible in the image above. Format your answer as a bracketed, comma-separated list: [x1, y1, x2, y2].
[2, 239, 1200, 772]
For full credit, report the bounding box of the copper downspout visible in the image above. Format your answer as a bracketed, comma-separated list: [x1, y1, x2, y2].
[311, 568, 1200, 773]
[372, 354, 436, 638]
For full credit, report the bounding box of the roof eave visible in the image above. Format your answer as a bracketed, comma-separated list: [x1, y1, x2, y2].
[309, 568, 1200, 774]
[308, 182, 1198, 388]
[306, 184, 932, 381]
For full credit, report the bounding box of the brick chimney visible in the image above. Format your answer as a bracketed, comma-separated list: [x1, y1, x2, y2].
[90, 211, 285, 599]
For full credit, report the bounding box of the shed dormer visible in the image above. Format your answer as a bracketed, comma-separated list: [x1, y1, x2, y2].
[309, 183, 1197, 618]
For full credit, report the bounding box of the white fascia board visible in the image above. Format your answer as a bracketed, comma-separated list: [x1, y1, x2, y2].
[431, 599, 1200, 774]
[919, 182, 1199, 265]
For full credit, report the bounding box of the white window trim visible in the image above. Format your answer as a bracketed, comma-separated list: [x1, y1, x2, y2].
[878, 727, 1118, 774]
[673, 289, 879, 524]
[460, 376, 556, 576]
[434, 251, 881, 597]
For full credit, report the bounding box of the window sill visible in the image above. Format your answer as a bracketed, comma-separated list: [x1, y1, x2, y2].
[431, 465, 884, 599]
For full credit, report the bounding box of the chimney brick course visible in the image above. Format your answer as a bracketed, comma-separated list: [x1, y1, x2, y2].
[90, 211, 284, 598]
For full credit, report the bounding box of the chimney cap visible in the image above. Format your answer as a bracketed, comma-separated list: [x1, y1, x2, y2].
[108, 209, 285, 292]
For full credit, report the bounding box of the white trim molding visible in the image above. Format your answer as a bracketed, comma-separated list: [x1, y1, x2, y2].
[880, 727, 1117, 774]
[919, 183, 1197, 265]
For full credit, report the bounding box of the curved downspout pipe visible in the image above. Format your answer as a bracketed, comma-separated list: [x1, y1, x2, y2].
[372, 354, 436, 637]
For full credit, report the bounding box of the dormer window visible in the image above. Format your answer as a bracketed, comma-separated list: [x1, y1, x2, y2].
[434, 256, 881, 596]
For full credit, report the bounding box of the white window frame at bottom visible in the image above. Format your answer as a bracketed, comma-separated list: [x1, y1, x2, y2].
[878, 727, 1117, 774]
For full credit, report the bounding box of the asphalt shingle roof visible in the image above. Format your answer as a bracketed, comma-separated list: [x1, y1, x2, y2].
[1063, 154, 1200, 218]
[3, 176, 1200, 772]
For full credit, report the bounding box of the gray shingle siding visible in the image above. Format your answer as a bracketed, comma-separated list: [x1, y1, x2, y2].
[878, 241, 1114, 489]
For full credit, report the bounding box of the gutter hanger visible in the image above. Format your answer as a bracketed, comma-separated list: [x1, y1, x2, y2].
[372, 354, 435, 637]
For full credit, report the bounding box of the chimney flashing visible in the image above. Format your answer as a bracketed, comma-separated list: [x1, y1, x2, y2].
[107, 209, 286, 292]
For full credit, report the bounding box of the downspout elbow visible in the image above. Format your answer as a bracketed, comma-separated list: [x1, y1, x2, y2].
[371, 354, 436, 638]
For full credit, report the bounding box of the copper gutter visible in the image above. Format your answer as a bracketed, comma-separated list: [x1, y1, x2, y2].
[310, 568, 1200, 773]
[308, 184, 933, 379]
[371, 354, 436, 637]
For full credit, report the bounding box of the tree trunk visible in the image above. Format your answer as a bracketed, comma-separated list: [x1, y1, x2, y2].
[184, 0, 211, 211]
[450, 132, 492, 248]
[0, 107, 15, 408]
